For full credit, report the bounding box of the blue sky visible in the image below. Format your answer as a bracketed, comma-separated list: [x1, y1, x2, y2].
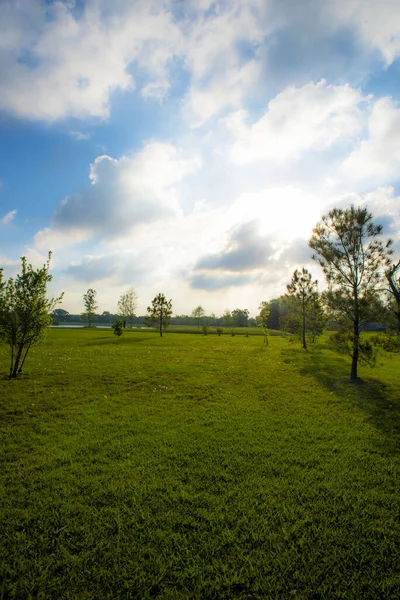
[0, 0, 399, 316]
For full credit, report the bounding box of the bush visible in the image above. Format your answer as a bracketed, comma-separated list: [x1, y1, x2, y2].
[112, 320, 124, 337]
[329, 331, 377, 367]
[216, 326, 223, 336]
[371, 332, 400, 353]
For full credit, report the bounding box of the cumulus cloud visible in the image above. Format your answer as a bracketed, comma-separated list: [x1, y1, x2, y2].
[227, 80, 367, 163]
[327, 0, 400, 66]
[196, 220, 274, 272]
[1, 209, 17, 225]
[35, 142, 201, 246]
[342, 97, 400, 184]
[0, 0, 182, 121]
[1, 0, 400, 125]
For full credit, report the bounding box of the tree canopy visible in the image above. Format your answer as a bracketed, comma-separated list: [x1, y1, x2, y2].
[0, 253, 63, 378]
[309, 205, 393, 380]
[146, 293, 172, 337]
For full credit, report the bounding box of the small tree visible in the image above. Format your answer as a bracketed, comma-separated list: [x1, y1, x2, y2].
[0, 253, 63, 378]
[309, 205, 393, 380]
[112, 319, 124, 337]
[146, 293, 172, 337]
[257, 301, 270, 345]
[386, 260, 400, 334]
[191, 305, 205, 327]
[285, 267, 323, 349]
[118, 288, 138, 328]
[83, 288, 97, 327]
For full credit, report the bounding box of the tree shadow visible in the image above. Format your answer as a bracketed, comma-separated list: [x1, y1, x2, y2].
[85, 334, 156, 346]
[283, 345, 400, 454]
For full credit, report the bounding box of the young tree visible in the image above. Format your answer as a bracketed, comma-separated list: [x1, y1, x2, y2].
[386, 260, 400, 334]
[118, 288, 138, 328]
[257, 301, 271, 345]
[146, 293, 172, 337]
[191, 305, 205, 327]
[0, 253, 63, 378]
[309, 205, 393, 380]
[285, 267, 322, 349]
[112, 319, 124, 337]
[83, 288, 97, 327]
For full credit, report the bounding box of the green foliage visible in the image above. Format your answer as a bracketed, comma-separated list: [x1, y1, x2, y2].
[0, 253, 63, 378]
[310, 205, 393, 380]
[146, 293, 173, 337]
[329, 330, 377, 367]
[201, 324, 209, 335]
[386, 261, 400, 333]
[283, 268, 324, 349]
[231, 308, 249, 327]
[257, 301, 270, 345]
[111, 319, 124, 337]
[83, 288, 97, 327]
[371, 331, 400, 353]
[216, 326, 223, 336]
[191, 305, 205, 327]
[118, 288, 138, 328]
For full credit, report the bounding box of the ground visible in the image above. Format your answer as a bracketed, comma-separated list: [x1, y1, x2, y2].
[0, 330, 399, 599]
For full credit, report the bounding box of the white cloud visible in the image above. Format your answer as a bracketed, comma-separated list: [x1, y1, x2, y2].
[35, 142, 202, 247]
[1, 209, 17, 224]
[228, 80, 367, 163]
[0, 0, 182, 121]
[342, 97, 400, 183]
[328, 0, 400, 66]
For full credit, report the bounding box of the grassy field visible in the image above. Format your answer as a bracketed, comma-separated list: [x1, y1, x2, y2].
[0, 330, 399, 599]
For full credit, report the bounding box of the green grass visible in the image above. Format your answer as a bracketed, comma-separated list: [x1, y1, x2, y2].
[1, 330, 399, 599]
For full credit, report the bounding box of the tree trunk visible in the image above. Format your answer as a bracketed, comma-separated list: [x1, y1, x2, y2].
[302, 295, 307, 349]
[11, 343, 24, 378]
[350, 292, 359, 381]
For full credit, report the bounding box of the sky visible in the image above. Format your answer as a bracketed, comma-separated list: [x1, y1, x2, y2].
[0, 0, 400, 317]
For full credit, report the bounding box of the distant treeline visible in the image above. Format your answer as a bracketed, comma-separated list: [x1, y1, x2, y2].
[51, 300, 299, 329]
[52, 296, 385, 331]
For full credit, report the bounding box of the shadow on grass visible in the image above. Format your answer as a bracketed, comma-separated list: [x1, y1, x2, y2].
[283, 344, 400, 454]
[85, 334, 157, 346]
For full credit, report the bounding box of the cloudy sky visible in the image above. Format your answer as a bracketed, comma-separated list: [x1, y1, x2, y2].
[1, 0, 400, 316]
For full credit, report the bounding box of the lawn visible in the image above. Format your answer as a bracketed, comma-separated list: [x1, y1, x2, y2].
[0, 330, 399, 599]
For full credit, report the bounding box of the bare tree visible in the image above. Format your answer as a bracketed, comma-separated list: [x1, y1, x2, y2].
[118, 288, 138, 328]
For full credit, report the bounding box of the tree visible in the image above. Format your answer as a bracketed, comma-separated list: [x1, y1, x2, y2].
[112, 319, 124, 337]
[284, 268, 323, 349]
[386, 260, 400, 334]
[0, 253, 63, 378]
[257, 301, 270, 345]
[118, 288, 138, 328]
[231, 308, 249, 328]
[309, 205, 393, 381]
[146, 293, 172, 337]
[51, 308, 69, 325]
[191, 305, 205, 327]
[83, 288, 97, 327]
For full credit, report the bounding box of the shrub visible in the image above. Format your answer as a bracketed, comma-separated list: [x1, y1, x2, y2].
[112, 319, 124, 337]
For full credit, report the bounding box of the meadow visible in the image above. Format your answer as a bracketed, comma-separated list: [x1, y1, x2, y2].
[0, 329, 399, 599]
